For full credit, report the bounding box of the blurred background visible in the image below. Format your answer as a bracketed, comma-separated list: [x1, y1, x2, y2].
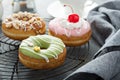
[0, 0, 117, 20]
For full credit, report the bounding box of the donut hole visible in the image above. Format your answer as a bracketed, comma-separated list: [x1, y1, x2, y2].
[31, 37, 51, 50]
[38, 42, 50, 50]
[39, 44, 50, 50]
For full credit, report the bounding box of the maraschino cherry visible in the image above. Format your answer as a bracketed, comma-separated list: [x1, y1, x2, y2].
[68, 13, 80, 23]
[64, 4, 80, 23]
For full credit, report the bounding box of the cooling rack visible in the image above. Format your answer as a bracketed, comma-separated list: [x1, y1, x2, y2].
[0, 31, 101, 80]
[0, 5, 100, 79]
[0, 32, 92, 80]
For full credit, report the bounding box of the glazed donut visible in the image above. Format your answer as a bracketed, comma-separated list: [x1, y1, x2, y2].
[48, 14, 92, 46]
[2, 12, 46, 40]
[19, 35, 66, 69]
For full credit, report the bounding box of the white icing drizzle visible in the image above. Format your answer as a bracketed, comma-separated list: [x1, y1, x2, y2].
[38, 54, 49, 63]
[53, 42, 65, 48]
[51, 45, 63, 53]
[24, 41, 34, 47]
[53, 52, 58, 59]
[64, 28, 71, 37]
[76, 29, 81, 34]
[48, 49, 58, 59]
[64, 28, 68, 36]
[43, 52, 57, 60]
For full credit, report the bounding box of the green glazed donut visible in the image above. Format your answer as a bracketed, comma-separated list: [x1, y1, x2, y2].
[19, 35, 66, 63]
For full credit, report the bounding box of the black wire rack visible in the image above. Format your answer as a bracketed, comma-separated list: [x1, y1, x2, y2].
[0, 32, 91, 80]
[0, 5, 100, 79]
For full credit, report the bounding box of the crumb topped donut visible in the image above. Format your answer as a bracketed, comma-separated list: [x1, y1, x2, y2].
[2, 12, 46, 40]
[48, 13, 92, 46]
[19, 35, 66, 69]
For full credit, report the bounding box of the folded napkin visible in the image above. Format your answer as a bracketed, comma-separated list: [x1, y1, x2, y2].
[64, 1, 120, 80]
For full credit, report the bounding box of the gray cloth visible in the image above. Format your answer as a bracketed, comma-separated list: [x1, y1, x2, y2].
[64, 1, 120, 80]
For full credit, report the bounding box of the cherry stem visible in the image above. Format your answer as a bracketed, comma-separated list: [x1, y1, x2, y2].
[64, 4, 74, 13]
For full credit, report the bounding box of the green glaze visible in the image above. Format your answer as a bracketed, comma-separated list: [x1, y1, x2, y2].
[19, 35, 65, 62]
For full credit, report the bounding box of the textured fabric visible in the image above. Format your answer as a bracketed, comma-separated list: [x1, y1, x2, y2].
[65, 72, 104, 80]
[64, 1, 120, 80]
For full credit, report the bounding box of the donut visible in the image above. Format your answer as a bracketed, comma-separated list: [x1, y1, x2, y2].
[2, 12, 46, 40]
[48, 14, 92, 46]
[19, 35, 66, 69]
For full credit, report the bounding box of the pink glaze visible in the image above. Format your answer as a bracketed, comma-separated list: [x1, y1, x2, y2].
[49, 18, 91, 37]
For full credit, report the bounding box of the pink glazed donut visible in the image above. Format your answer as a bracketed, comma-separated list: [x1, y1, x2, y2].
[48, 14, 92, 46]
